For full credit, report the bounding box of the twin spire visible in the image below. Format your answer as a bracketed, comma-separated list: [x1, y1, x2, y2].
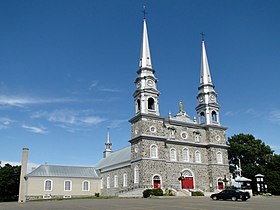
[200, 40, 213, 86]
[139, 18, 152, 69]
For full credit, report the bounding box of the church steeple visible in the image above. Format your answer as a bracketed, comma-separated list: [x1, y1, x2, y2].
[139, 17, 152, 69]
[103, 128, 112, 158]
[133, 14, 160, 116]
[196, 37, 220, 125]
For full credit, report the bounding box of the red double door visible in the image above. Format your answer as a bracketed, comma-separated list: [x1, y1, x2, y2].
[182, 177, 194, 189]
[153, 180, 161, 188]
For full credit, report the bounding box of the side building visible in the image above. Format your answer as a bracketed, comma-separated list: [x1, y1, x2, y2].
[96, 17, 229, 196]
[25, 165, 100, 200]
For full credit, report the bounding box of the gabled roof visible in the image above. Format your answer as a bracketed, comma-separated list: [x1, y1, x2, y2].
[26, 165, 100, 179]
[96, 146, 131, 171]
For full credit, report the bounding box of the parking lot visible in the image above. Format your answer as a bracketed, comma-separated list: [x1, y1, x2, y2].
[0, 196, 279, 210]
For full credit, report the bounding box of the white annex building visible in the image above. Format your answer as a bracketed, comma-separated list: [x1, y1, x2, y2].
[20, 16, 230, 200]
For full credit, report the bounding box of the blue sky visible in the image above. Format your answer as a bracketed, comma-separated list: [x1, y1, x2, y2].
[1, 0, 280, 168]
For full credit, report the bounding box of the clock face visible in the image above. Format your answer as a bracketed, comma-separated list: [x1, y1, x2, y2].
[147, 79, 154, 87]
[210, 95, 215, 101]
[199, 96, 204, 102]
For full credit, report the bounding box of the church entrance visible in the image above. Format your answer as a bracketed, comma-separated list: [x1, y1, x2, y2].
[182, 177, 194, 189]
[217, 178, 224, 190]
[181, 170, 194, 189]
[153, 175, 161, 188]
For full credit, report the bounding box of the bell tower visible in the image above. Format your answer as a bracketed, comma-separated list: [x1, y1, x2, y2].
[196, 37, 220, 125]
[133, 15, 160, 116]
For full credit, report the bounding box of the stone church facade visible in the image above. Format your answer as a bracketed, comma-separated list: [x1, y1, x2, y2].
[19, 16, 230, 200]
[96, 16, 230, 196]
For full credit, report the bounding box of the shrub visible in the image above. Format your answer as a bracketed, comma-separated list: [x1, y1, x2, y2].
[191, 191, 204, 196]
[152, 188, 163, 196]
[143, 189, 152, 198]
[95, 193, 100, 197]
[164, 189, 175, 196]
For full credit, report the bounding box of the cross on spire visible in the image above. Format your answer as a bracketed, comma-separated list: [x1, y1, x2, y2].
[200, 32, 205, 41]
[142, 6, 147, 19]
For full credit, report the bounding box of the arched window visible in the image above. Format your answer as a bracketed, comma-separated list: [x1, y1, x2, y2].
[134, 165, 139, 184]
[64, 180, 72, 191]
[44, 179, 53, 191]
[114, 175, 118, 188]
[200, 112, 205, 124]
[216, 151, 223, 164]
[148, 98, 155, 110]
[182, 148, 189, 162]
[101, 178, 103, 189]
[123, 173, 127, 187]
[137, 99, 141, 112]
[212, 111, 217, 122]
[107, 177, 110, 189]
[194, 132, 201, 142]
[195, 151, 201, 163]
[82, 180, 90, 191]
[170, 148, 177, 161]
[150, 144, 158, 158]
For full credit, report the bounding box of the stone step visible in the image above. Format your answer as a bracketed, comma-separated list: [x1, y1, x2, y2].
[118, 188, 145, 198]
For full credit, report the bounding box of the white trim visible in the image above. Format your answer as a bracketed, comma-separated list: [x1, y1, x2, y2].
[123, 173, 127, 187]
[44, 179, 53, 191]
[134, 165, 139, 184]
[106, 176, 110, 189]
[195, 150, 201, 163]
[100, 178, 103, 189]
[150, 144, 158, 158]
[82, 180, 90, 191]
[114, 175, 118, 188]
[170, 148, 177, 161]
[182, 147, 189, 162]
[216, 151, 223, 164]
[181, 168, 195, 189]
[217, 177, 224, 190]
[152, 174, 162, 188]
[64, 180, 72, 191]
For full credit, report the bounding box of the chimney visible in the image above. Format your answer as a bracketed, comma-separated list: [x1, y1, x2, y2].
[18, 148, 29, 203]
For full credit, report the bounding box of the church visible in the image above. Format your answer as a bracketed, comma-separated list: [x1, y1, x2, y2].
[20, 16, 229, 200]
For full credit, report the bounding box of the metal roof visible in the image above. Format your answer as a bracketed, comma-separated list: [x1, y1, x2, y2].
[95, 146, 131, 171]
[26, 165, 100, 178]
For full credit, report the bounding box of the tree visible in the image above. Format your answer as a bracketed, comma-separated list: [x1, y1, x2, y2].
[227, 134, 280, 195]
[0, 164, 21, 202]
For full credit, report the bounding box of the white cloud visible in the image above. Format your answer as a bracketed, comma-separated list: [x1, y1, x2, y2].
[108, 119, 128, 128]
[99, 87, 122, 93]
[0, 95, 75, 107]
[223, 111, 239, 117]
[32, 109, 106, 127]
[269, 110, 280, 124]
[89, 80, 99, 90]
[0, 117, 15, 129]
[22, 123, 48, 134]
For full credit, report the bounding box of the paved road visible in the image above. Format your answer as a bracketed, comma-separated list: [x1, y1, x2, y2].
[0, 196, 279, 210]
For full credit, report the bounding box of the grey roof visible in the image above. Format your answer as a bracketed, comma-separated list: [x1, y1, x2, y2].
[96, 146, 131, 171]
[26, 165, 100, 179]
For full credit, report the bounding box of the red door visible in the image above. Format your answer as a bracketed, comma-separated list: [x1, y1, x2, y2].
[182, 177, 194, 189]
[218, 181, 224, 190]
[153, 180, 161, 188]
